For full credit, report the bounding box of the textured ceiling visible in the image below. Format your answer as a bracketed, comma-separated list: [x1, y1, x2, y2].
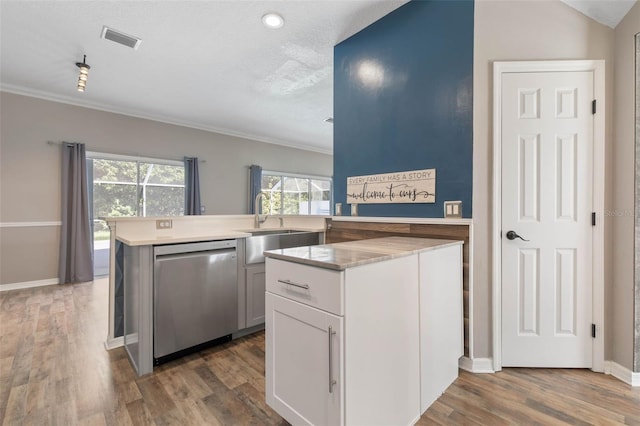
[0, 0, 409, 154]
[559, 0, 636, 28]
[0, 1, 635, 154]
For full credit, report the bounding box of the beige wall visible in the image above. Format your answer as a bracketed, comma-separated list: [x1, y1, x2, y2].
[613, 2, 640, 371]
[0, 92, 332, 285]
[473, 1, 615, 359]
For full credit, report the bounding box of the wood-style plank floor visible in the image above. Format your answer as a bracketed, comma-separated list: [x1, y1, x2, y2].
[1, 279, 638, 425]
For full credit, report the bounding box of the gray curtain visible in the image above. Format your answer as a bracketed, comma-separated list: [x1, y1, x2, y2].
[184, 157, 201, 215]
[248, 164, 262, 213]
[59, 142, 93, 284]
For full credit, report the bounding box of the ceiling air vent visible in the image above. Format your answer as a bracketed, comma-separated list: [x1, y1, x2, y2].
[100, 26, 142, 50]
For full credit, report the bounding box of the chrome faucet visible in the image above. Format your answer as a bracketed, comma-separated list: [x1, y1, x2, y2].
[254, 192, 269, 228]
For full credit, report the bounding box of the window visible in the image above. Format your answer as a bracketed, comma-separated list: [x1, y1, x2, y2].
[261, 171, 332, 215]
[88, 154, 185, 219]
[87, 153, 185, 276]
[87, 153, 184, 241]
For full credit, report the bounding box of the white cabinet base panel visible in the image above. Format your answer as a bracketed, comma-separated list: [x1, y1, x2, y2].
[419, 245, 464, 412]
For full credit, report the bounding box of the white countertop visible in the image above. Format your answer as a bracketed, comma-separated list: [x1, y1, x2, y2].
[264, 236, 463, 270]
[115, 227, 325, 246]
[115, 230, 250, 246]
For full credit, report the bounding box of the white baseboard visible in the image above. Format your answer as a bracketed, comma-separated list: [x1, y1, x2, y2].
[104, 336, 124, 350]
[605, 360, 640, 386]
[459, 357, 638, 385]
[0, 278, 59, 292]
[459, 356, 495, 373]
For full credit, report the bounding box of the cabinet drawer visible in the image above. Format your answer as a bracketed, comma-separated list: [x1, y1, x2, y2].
[266, 258, 344, 316]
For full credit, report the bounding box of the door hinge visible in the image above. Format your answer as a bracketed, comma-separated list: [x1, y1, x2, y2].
[592, 212, 596, 226]
[592, 99, 596, 114]
[591, 323, 596, 338]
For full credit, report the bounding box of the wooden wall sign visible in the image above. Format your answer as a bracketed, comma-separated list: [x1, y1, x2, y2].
[346, 169, 436, 204]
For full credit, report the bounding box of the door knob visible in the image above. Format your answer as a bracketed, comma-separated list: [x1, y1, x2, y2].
[506, 230, 529, 241]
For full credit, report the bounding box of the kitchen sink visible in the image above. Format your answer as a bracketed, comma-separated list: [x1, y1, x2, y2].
[244, 230, 321, 264]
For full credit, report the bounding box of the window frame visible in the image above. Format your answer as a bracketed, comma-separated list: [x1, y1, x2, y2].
[87, 151, 186, 218]
[261, 169, 333, 216]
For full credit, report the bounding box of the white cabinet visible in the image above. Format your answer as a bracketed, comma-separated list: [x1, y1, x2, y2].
[265, 293, 343, 426]
[265, 255, 421, 426]
[419, 244, 464, 412]
[245, 263, 266, 328]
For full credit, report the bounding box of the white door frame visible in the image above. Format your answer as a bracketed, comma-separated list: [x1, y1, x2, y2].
[492, 60, 605, 373]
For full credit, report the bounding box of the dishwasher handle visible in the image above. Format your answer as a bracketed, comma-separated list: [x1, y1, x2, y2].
[154, 240, 236, 256]
[155, 248, 236, 262]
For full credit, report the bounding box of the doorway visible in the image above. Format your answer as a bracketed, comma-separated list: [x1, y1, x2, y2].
[492, 60, 605, 372]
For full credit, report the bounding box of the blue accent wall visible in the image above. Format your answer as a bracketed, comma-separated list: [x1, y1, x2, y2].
[333, 0, 474, 218]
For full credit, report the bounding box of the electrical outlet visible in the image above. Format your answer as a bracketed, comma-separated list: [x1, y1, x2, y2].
[443, 201, 462, 218]
[156, 219, 173, 229]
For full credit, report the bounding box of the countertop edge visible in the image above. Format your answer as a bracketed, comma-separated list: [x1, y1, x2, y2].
[116, 232, 251, 246]
[328, 216, 472, 225]
[116, 227, 325, 246]
[264, 252, 345, 271]
[264, 238, 463, 270]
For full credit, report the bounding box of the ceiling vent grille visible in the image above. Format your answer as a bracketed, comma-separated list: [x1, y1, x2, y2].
[101, 26, 142, 49]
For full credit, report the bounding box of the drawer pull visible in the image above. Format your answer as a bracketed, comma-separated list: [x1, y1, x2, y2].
[278, 279, 310, 290]
[328, 326, 337, 393]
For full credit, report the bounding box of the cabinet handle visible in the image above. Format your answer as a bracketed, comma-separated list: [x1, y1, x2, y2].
[328, 326, 337, 393]
[278, 279, 310, 290]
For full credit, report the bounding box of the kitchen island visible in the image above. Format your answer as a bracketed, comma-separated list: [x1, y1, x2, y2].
[264, 237, 464, 425]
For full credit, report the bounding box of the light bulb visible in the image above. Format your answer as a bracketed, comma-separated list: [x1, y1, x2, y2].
[262, 13, 284, 29]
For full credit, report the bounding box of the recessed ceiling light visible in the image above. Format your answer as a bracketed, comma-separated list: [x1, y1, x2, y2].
[262, 13, 284, 29]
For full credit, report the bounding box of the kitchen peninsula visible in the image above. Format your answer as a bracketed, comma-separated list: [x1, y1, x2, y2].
[264, 236, 464, 424]
[105, 214, 326, 375]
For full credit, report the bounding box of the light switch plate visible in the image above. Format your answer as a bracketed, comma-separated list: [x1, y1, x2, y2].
[443, 201, 462, 218]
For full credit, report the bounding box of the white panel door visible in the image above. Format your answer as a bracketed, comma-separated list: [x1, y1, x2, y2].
[501, 71, 593, 367]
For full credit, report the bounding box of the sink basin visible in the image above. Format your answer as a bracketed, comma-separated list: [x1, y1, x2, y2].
[244, 230, 321, 265]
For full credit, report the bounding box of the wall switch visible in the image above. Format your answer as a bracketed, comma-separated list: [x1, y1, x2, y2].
[443, 201, 462, 218]
[156, 219, 173, 229]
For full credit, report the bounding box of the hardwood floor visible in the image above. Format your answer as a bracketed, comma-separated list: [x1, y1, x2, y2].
[1, 280, 638, 425]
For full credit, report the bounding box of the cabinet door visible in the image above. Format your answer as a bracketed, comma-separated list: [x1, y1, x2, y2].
[266, 293, 343, 426]
[245, 263, 266, 328]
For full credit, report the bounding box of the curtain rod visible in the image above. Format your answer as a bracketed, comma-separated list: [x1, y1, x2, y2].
[46, 141, 206, 163]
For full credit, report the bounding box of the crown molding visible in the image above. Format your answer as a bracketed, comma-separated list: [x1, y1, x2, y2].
[0, 84, 333, 156]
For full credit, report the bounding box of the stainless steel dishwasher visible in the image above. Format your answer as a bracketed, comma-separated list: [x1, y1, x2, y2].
[153, 240, 237, 363]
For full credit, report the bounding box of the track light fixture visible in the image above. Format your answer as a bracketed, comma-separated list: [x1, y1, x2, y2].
[75, 55, 90, 92]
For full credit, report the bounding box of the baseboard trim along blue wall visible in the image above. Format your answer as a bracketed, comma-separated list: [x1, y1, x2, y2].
[333, 0, 474, 218]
